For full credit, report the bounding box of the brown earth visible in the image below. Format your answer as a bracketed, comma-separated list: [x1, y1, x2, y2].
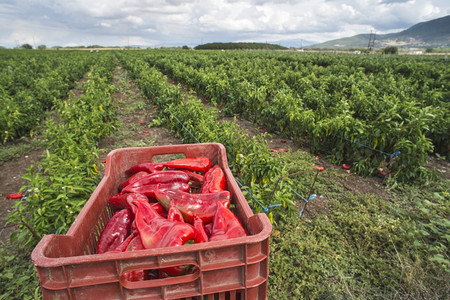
[0, 147, 45, 243]
[1, 64, 448, 243]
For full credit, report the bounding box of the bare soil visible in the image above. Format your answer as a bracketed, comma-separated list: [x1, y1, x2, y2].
[95, 66, 182, 163]
[0, 148, 45, 243]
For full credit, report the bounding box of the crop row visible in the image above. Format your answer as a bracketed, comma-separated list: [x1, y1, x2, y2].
[139, 50, 449, 181]
[0, 50, 99, 143]
[8, 53, 119, 248]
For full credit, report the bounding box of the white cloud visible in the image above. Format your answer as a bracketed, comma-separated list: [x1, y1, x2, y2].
[125, 15, 144, 26]
[99, 22, 112, 28]
[0, 0, 448, 47]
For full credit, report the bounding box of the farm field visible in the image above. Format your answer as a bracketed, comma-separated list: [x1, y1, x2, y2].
[0, 49, 449, 299]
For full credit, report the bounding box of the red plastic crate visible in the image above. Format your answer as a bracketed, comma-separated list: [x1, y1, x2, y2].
[31, 143, 272, 299]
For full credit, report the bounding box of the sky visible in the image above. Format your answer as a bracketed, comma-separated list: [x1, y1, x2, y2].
[0, 0, 449, 48]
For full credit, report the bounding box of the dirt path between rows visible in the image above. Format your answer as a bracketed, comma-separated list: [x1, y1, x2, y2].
[0, 148, 44, 243]
[95, 65, 182, 164]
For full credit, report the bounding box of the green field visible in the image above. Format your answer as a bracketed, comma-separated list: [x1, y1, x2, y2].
[1, 49, 448, 299]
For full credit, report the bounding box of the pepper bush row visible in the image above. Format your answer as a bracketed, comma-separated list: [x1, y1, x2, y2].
[0, 50, 97, 143]
[142, 50, 449, 181]
[8, 54, 119, 249]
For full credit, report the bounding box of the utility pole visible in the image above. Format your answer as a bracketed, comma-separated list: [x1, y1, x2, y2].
[368, 31, 376, 51]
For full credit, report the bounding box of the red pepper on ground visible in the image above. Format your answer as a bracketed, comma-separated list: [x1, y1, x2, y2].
[6, 192, 23, 199]
[120, 181, 191, 198]
[314, 165, 325, 172]
[118, 171, 149, 191]
[164, 157, 212, 173]
[129, 198, 195, 249]
[154, 186, 231, 224]
[122, 170, 190, 190]
[97, 209, 134, 254]
[209, 202, 247, 242]
[125, 162, 165, 176]
[200, 165, 226, 193]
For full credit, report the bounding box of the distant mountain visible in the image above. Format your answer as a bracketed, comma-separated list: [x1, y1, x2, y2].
[309, 15, 450, 49]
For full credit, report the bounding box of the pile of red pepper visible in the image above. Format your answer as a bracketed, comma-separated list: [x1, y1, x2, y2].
[96, 156, 248, 281]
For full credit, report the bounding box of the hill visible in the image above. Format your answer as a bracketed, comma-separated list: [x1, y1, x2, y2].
[309, 15, 450, 49]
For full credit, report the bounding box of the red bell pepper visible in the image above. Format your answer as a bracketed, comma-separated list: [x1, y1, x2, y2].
[109, 192, 148, 211]
[154, 186, 231, 224]
[200, 165, 226, 193]
[129, 198, 195, 249]
[97, 209, 134, 254]
[342, 163, 352, 170]
[121, 181, 191, 198]
[109, 193, 131, 210]
[119, 232, 149, 282]
[125, 162, 165, 176]
[125, 232, 145, 251]
[108, 192, 167, 217]
[209, 202, 247, 242]
[118, 171, 149, 190]
[179, 170, 204, 188]
[122, 269, 148, 282]
[153, 202, 168, 218]
[193, 214, 209, 243]
[121, 170, 190, 191]
[107, 231, 138, 253]
[204, 222, 212, 237]
[167, 200, 184, 223]
[161, 203, 194, 276]
[164, 157, 212, 173]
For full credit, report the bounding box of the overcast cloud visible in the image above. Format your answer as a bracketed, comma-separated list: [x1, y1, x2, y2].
[0, 0, 448, 48]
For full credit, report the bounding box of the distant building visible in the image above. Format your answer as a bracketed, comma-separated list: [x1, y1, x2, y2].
[408, 50, 423, 55]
